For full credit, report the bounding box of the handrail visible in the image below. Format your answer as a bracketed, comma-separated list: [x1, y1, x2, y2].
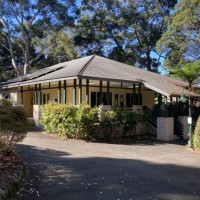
[143, 106, 157, 127]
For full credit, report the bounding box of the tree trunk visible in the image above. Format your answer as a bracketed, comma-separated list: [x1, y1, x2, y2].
[24, 64, 28, 75]
[24, 41, 30, 75]
[146, 53, 152, 71]
[188, 81, 194, 92]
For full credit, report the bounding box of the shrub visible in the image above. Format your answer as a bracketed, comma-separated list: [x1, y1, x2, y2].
[193, 116, 200, 150]
[40, 103, 146, 142]
[101, 110, 146, 142]
[0, 100, 28, 156]
[76, 104, 99, 140]
[102, 110, 118, 142]
[120, 111, 146, 135]
[40, 103, 100, 139]
[40, 103, 78, 137]
[192, 106, 200, 122]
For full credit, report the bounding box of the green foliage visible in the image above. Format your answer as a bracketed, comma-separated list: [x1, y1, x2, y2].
[40, 103, 78, 137]
[102, 110, 118, 142]
[169, 61, 200, 88]
[40, 103, 100, 139]
[0, 101, 28, 156]
[0, 0, 76, 75]
[46, 31, 79, 65]
[157, 0, 200, 69]
[102, 110, 145, 142]
[192, 106, 200, 122]
[120, 111, 146, 135]
[0, 99, 13, 106]
[75, 0, 176, 72]
[40, 104, 146, 142]
[193, 116, 200, 150]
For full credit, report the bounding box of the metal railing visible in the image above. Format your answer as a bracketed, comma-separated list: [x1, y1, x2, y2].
[143, 106, 157, 128]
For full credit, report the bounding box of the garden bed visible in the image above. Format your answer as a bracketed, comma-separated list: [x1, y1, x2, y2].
[0, 154, 25, 200]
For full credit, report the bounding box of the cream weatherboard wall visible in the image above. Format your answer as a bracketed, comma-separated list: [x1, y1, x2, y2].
[38, 84, 155, 108]
[0, 83, 156, 118]
[0, 87, 32, 117]
[23, 91, 33, 117]
[0, 88, 21, 105]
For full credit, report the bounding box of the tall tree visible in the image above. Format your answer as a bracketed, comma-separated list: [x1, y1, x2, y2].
[46, 31, 79, 65]
[75, 0, 177, 72]
[0, 0, 76, 75]
[156, 0, 200, 69]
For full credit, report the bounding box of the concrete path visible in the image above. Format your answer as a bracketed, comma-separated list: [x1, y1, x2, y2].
[14, 132, 200, 200]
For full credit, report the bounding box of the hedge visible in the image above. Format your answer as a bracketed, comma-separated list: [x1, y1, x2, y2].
[40, 103, 146, 141]
[193, 116, 200, 150]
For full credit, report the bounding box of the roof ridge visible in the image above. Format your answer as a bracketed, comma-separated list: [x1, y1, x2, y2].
[78, 55, 95, 76]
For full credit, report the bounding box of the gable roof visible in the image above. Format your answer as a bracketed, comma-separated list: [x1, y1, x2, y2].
[0, 55, 199, 97]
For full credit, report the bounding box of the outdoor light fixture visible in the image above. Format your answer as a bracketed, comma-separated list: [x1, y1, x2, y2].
[179, 88, 193, 148]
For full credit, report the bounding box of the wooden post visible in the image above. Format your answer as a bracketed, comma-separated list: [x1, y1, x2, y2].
[21, 86, 23, 105]
[79, 78, 82, 104]
[38, 84, 41, 105]
[86, 79, 89, 105]
[133, 84, 135, 105]
[164, 96, 168, 117]
[63, 80, 67, 104]
[107, 81, 110, 105]
[73, 79, 77, 105]
[58, 81, 61, 104]
[100, 80, 103, 104]
[170, 97, 173, 117]
[138, 84, 141, 105]
[158, 93, 162, 117]
[34, 84, 37, 105]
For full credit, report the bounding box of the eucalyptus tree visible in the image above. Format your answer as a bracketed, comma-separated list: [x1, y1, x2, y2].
[0, 0, 76, 75]
[75, 0, 177, 72]
[157, 0, 200, 69]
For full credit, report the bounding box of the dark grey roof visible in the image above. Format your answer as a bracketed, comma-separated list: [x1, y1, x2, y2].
[0, 55, 199, 97]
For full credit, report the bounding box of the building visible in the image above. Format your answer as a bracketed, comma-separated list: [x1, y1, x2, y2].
[0, 55, 199, 140]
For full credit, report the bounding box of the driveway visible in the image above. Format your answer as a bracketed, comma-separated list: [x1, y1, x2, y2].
[14, 132, 200, 200]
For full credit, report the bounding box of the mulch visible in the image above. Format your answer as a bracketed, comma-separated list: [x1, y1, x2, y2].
[0, 154, 24, 188]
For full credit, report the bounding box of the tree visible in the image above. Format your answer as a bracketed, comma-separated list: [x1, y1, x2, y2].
[156, 0, 200, 69]
[75, 0, 177, 72]
[46, 31, 79, 65]
[0, 34, 12, 81]
[169, 61, 200, 91]
[0, 0, 76, 75]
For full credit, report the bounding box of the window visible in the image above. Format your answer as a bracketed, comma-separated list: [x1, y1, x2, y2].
[91, 92, 112, 107]
[42, 93, 50, 104]
[3, 93, 10, 99]
[126, 93, 142, 106]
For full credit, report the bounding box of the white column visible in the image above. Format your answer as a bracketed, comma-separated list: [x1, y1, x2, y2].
[178, 116, 189, 139]
[33, 105, 40, 127]
[157, 117, 174, 141]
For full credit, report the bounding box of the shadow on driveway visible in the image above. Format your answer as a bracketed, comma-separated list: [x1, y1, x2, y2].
[14, 143, 200, 200]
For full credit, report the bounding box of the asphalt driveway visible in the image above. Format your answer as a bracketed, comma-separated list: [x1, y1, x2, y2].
[14, 132, 200, 200]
